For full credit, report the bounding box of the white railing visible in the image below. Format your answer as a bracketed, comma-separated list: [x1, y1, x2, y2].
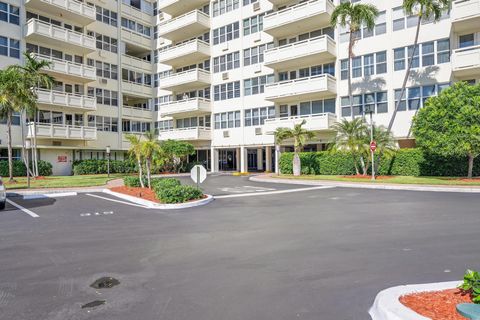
[264, 0, 331, 20]
[36, 89, 97, 110]
[452, 0, 480, 21]
[29, 0, 95, 20]
[157, 38, 209, 53]
[159, 97, 210, 106]
[33, 54, 96, 80]
[264, 113, 337, 133]
[452, 44, 480, 71]
[266, 73, 335, 89]
[160, 68, 210, 80]
[159, 9, 209, 25]
[27, 123, 97, 140]
[158, 126, 212, 140]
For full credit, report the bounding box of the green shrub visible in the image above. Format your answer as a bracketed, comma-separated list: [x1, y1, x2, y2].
[459, 269, 480, 303]
[156, 185, 203, 204]
[151, 178, 181, 192]
[378, 149, 425, 176]
[73, 159, 137, 175]
[279, 152, 355, 175]
[0, 160, 53, 177]
[123, 176, 146, 187]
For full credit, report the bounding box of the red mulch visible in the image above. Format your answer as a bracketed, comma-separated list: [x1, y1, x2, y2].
[110, 186, 160, 203]
[400, 289, 473, 320]
[342, 175, 393, 180]
[457, 178, 480, 182]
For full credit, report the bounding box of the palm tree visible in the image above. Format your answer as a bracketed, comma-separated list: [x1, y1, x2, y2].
[141, 130, 162, 189]
[331, 118, 368, 175]
[274, 120, 315, 176]
[362, 125, 397, 176]
[20, 52, 54, 177]
[331, 2, 379, 120]
[387, 0, 451, 132]
[125, 134, 145, 188]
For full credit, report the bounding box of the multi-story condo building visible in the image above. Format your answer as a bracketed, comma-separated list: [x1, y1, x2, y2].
[0, 0, 479, 175]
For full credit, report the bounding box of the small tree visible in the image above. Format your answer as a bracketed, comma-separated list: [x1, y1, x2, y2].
[141, 131, 162, 189]
[274, 120, 315, 176]
[412, 82, 480, 178]
[330, 2, 379, 120]
[161, 140, 195, 173]
[331, 118, 368, 175]
[361, 125, 397, 176]
[125, 134, 145, 188]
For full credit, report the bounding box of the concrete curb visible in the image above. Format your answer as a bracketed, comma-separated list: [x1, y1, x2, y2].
[250, 175, 480, 193]
[369, 281, 461, 320]
[102, 189, 214, 210]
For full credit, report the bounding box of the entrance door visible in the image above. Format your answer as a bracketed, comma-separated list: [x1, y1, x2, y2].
[290, 105, 298, 117]
[247, 149, 257, 171]
[218, 149, 237, 171]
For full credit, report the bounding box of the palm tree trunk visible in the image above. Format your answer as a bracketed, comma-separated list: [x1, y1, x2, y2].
[348, 30, 355, 120]
[146, 158, 152, 189]
[7, 111, 13, 181]
[137, 158, 145, 188]
[33, 112, 39, 177]
[292, 152, 301, 176]
[467, 153, 474, 179]
[387, 15, 422, 133]
[352, 153, 359, 175]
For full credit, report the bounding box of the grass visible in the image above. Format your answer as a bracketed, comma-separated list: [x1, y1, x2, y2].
[4, 174, 125, 190]
[276, 174, 480, 186]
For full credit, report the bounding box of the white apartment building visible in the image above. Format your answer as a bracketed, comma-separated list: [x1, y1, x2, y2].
[0, 0, 479, 175]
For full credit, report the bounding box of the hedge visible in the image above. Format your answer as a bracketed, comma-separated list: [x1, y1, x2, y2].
[0, 160, 52, 177]
[156, 185, 203, 204]
[73, 159, 137, 175]
[280, 148, 480, 177]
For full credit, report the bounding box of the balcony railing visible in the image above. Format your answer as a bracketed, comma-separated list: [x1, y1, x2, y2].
[159, 68, 211, 91]
[36, 89, 97, 111]
[158, 127, 211, 141]
[452, 0, 480, 30]
[25, 0, 95, 25]
[265, 74, 337, 103]
[122, 54, 152, 72]
[158, 9, 210, 41]
[452, 44, 480, 76]
[33, 54, 96, 81]
[159, 97, 211, 117]
[264, 113, 337, 134]
[157, 39, 210, 66]
[27, 123, 97, 140]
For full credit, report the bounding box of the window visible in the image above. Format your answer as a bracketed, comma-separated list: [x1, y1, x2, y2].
[213, 51, 240, 73]
[340, 60, 349, 81]
[0, 36, 19, 58]
[394, 83, 450, 111]
[341, 92, 387, 117]
[214, 81, 240, 101]
[244, 43, 273, 66]
[213, 22, 240, 45]
[122, 68, 152, 86]
[214, 111, 241, 129]
[88, 31, 118, 53]
[213, 0, 239, 17]
[394, 39, 450, 71]
[244, 106, 275, 126]
[340, 11, 386, 43]
[122, 120, 151, 133]
[243, 13, 264, 36]
[87, 87, 118, 107]
[298, 99, 336, 116]
[392, 6, 419, 31]
[87, 59, 118, 80]
[459, 34, 475, 48]
[96, 6, 117, 27]
[244, 75, 274, 96]
[0, 112, 20, 126]
[0, 2, 19, 25]
[88, 116, 119, 132]
[121, 17, 151, 37]
[243, 0, 258, 5]
[155, 120, 173, 132]
[341, 51, 386, 79]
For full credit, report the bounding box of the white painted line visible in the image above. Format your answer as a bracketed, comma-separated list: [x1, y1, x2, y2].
[243, 185, 276, 191]
[215, 186, 335, 199]
[23, 192, 77, 200]
[86, 193, 149, 208]
[6, 199, 39, 218]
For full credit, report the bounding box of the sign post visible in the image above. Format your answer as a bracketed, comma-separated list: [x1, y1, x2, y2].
[190, 165, 207, 189]
[370, 140, 377, 181]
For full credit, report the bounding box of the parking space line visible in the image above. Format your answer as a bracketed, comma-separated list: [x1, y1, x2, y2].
[6, 199, 39, 218]
[215, 186, 335, 198]
[86, 193, 149, 208]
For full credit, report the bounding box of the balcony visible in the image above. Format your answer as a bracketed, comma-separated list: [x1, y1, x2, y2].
[158, 0, 208, 17]
[452, 0, 480, 32]
[264, 35, 336, 69]
[25, 19, 96, 53]
[122, 81, 153, 98]
[265, 74, 337, 103]
[158, 127, 211, 141]
[25, 0, 95, 25]
[122, 106, 153, 120]
[121, 29, 152, 50]
[159, 68, 211, 92]
[263, 0, 334, 38]
[33, 54, 96, 82]
[36, 89, 97, 112]
[157, 39, 210, 67]
[122, 55, 152, 73]
[121, 3, 152, 26]
[452, 45, 480, 78]
[158, 10, 210, 42]
[264, 113, 337, 134]
[268, 0, 291, 5]
[27, 123, 97, 140]
[159, 98, 211, 118]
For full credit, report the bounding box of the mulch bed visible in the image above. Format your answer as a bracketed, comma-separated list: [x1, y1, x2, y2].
[110, 186, 160, 203]
[341, 175, 393, 180]
[400, 289, 473, 320]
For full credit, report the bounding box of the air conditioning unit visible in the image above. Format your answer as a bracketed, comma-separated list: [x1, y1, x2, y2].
[253, 2, 260, 11]
[222, 72, 229, 80]
[221, 42, 229, 52]
[253, 33, 261, 43]
[255, 127, 262, 135]
[52, 141, 62, 146]
[254, 65, 262, 73]
[223, 130, 229, 138]
[100, 78, 108, 84]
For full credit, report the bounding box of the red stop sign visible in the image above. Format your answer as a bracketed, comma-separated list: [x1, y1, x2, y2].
[370, 141, 377, 152]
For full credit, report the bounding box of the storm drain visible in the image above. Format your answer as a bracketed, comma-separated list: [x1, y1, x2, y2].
[81, 300, 105, 309]
[90, 277, 120, 289]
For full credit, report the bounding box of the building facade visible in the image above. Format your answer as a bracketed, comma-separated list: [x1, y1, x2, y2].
[0, 0, 479, 175]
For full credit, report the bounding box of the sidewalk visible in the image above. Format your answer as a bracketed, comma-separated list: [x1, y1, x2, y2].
[250, 174, 480, 193]
[7, 178, 124, 196]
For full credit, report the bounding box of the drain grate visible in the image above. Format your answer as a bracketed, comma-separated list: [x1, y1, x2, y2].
[90, 277, 120, 289]
[81, 300, 105, 309]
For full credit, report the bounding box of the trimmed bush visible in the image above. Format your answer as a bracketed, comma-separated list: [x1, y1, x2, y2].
[123, 176, 145, 187]
[0, 160, 52, 177]
[156, 185, 203, 204]
[151, 178, 181, 192]
[73, 159, 137, 175]
[279, 152, 355, 175]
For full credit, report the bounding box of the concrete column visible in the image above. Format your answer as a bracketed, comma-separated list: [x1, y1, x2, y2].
[257, 148, 264, 171]
[236, 148, 241, 172]
[265, 146, 272, 172]
[275, 145, 280, 174]
[210, 147, 218, 172]
[240, 146, 247, 173]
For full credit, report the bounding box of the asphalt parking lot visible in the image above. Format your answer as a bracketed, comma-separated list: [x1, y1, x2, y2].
[1, 175, 479, 320]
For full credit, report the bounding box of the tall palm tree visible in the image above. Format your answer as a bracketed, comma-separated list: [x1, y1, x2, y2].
[274, 120, 315, 176]
[20, 52, 54, 177]
[141, 130, 162, 189]
[125, 134, 145, 188]
[331, 118, 368, 175]
[331, 2, 379, 120]
[387, 0, 451, 132]
[361, 125, 397, 176]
